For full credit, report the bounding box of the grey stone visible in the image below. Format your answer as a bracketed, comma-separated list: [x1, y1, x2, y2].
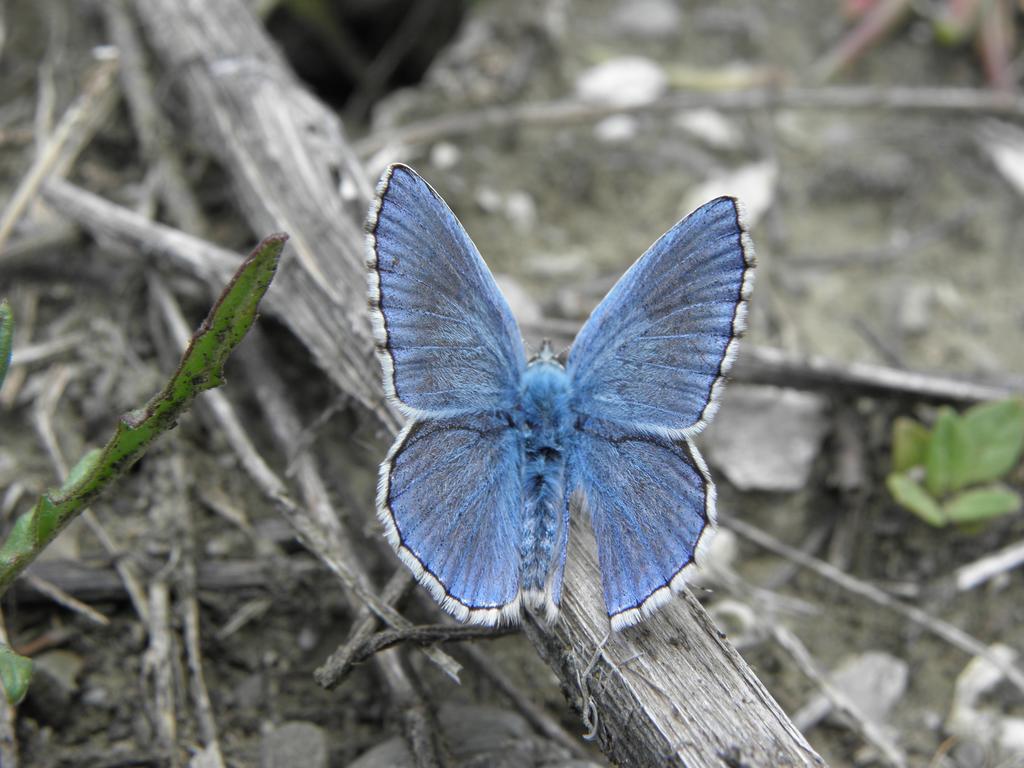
[611, 0, 681, 40]
[261, 721, 328, 768]
[702, 385, 829, 492]
[793, 651, 908, 732]
[575, 57, 667, 108]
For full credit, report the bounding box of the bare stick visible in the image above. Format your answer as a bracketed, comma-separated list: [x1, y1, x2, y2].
[770, 625, 906, 768]
[341, 624, 515, 666]
[22, 573, 109, 627]
[315, 568, 415, 689]
[354, 85, 1024, 156]
[166, 453, 224, 767]
[727, 518, 1024, 696]
[734, 346, 1018, 404]
[525, 520, 824, 766]
[142, 580, 178, 766]
[0, 54, 118, 251]
[953, 537, 1024, 592]
[17, 557, 320, 604]
[133, 0, 396, 430]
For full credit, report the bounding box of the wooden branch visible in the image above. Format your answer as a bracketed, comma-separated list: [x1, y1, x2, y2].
[526, 521, 823, 766]
[133, 0, 398, 432]
[14, 557, 319, 605]
[129, 1, 825, 764]
[354, 85, 1024, 156]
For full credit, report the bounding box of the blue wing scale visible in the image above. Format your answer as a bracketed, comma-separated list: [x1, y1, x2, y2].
[568, 196, 755, 437]
[366, 164, 526, 416]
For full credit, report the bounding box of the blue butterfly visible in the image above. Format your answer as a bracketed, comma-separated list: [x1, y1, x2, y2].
[366, 164, 755, 630]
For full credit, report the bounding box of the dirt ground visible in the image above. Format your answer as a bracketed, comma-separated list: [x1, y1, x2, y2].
[1, 0, 1023, 766]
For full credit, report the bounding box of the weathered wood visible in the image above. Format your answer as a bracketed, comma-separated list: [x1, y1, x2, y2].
[526, 521, 823, 767]
[130, 1, 826, 764]
[17, 557, 318, 603]
[134, 0, 398, 433]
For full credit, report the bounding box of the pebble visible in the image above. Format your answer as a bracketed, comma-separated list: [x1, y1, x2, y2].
[702, 385, 829, 492]
[681, 160, 777, 227]
[504, 190, 538, 232]
[25, 650, 84, 726]
[494, 276, 542, 326]
[429, 142, 460, 170]
[792, 651, 908, 732]
[946, 643, 1024, 754]
[674, 109, 744, 151]
[899, 283, 933, 337]
[610, 0, 682, 40]
[261, 721, 328, 768]
[594, 114, 638, 144]
[575, 57, 668, 108]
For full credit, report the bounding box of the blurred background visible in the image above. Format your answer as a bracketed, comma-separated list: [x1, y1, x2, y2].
[1, 0, 1024, 766]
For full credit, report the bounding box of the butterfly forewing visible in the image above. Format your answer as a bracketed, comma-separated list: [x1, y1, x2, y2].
[367, 164, 526, 416]
[567, 197, 755, 437]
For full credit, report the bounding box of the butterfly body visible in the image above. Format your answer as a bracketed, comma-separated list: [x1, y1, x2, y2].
[367, 163, 755, 630]
[517, 343, 572, 621]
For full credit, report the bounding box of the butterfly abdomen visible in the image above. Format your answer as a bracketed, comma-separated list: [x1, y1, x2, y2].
[518, 357, 573, 622]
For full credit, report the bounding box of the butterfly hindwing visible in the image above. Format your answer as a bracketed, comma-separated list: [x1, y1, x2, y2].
[367, 163, 526, 416]
[567, 197, 755, 437]
[379, 413, 525, 625]
[568, 417, 715, 630]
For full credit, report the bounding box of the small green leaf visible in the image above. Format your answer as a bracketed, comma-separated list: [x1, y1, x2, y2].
[0, 644, 33, 706]
[926, 407, 972, 496]
[892, 416, 931, 472]
[933, 0, 983, 46]
[0, 300, 12, 391]
[887, 472, 946, 526]
[959, 399, 1024, 486]
[62, 448, 102, 492]
[944, 485, 1022, 525]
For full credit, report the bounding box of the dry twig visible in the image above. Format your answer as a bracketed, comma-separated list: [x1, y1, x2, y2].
[953, 537, 1024, 592]
[172, 453, 225, 768]
[771, 625, 906, 768]
[727, 518, 1024, 697]
[142, 581, 179, 767]
[354, 85, 1024, 156]
[0, 54, 119, 251]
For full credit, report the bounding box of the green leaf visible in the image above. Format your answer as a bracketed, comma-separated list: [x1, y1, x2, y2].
[0, 300, 12, 391]
[933, 0, 983, 46]
[0, 234, 287, 596]
[0, 644, 33, 706]
[891, 416, 931, 472]
[887, 472, 946, 526]
[944, 485, 1023, 525]
[925, 406, 972, 496]
[959, 399, 1024, 486]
